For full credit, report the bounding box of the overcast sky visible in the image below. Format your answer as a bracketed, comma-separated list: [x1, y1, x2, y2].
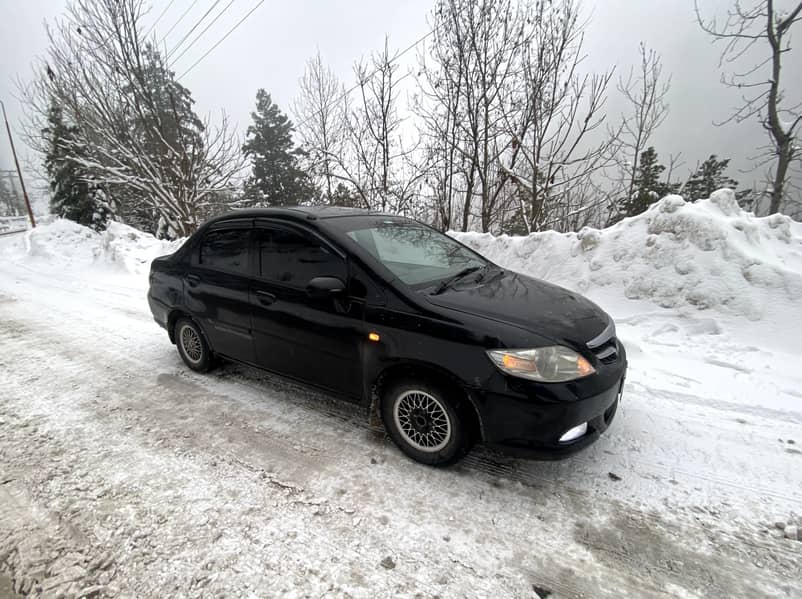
[2, 0, 800, 198]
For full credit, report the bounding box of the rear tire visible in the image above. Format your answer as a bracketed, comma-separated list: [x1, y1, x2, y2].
[380, 379, 472, 466]
[175, 317, 212, 372]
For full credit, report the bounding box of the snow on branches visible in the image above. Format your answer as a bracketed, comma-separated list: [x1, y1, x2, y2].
[19, 0, 245, 238]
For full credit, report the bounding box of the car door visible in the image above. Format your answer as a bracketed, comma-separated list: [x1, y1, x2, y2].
[250, 221, 363, 398]
[185, 221, 255, 364]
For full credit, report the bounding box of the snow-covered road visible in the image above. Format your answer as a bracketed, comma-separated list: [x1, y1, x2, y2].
[1, 217, 801, 598]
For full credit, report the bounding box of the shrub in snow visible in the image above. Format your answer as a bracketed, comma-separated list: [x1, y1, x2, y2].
[452, 190, 802, 321]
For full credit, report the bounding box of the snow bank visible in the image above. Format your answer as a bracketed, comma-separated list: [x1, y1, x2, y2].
[19, 218, 183, 276]
[453, 190, 802, 321]
[10, 193, 802, 323]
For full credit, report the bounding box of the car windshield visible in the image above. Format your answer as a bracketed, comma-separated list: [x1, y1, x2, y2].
[345, 222, 488, 288]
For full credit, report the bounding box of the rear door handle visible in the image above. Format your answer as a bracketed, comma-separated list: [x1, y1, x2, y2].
[255, 290, 276, 305]
[186, 274, 200, 287]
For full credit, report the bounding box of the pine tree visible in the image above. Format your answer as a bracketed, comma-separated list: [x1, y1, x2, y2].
[117, 44, 206, 235]
[242, 90, 312, 206]
[43, 100, 111, 230]
[619, 147, 677, 218]
[501, 186, 535, 235]
[329, 183, 361, 208]
[132, 45, 205, 158]
[682, 155, 738, 201]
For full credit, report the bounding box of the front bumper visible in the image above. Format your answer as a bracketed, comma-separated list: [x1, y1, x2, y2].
[476, 349, 627, 460]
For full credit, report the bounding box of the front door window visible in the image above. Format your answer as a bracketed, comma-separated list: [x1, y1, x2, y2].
[258, 228, 345, 287]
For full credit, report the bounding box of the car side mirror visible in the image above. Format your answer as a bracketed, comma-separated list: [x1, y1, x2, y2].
[306, 276, 346, 298]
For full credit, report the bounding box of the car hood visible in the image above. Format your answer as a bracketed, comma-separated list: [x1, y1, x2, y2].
[424, 269, 609, 347]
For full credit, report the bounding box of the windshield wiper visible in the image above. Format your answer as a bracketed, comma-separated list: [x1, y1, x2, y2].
[431, 265, 483, 295]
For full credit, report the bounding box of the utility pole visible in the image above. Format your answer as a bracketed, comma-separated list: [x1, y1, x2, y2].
[1, 99, 36, 228]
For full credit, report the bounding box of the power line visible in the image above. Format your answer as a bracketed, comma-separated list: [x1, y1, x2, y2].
[160, 0, 199, 47]
[76, 0, 178, 54]
[166, 0, 224, 62]
[177, 0, 265, 79]
[144, 0, 177, 39]
[169, 0, 236, 68]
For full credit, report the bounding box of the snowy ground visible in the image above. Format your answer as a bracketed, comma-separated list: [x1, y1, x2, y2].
[1, 199, 801, 598]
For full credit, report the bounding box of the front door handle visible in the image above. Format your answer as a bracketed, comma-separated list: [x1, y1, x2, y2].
[186, 274, 201, 287]
[255, 290, 276, 305]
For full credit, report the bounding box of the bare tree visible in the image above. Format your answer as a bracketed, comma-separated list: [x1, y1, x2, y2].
[416, 5, 469, 231]
[19, 0, 244, 237]
[609, 43, 670, 222]
[457, 0, 529, 232]
[664, 152, 686, 193]
[293, 51, 345, 204]
[337, 40, 422, 213]
[416, 0, 529, 233]
[696, 0, 802, 214]
[503, 0, 617, 233]
[416, 0, 621, 234]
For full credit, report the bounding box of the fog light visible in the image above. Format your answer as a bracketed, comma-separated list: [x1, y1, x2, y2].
[559, 422, 587, 443]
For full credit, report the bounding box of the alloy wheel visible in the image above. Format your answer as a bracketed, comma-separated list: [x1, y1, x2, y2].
[393, 390, 452, 452]
[179, 324, 203, 364]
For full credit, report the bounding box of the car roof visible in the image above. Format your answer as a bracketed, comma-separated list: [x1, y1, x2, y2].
[203, 206, 397, 227]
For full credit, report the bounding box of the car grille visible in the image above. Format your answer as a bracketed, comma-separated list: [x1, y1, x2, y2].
[587, 321, 618, 364]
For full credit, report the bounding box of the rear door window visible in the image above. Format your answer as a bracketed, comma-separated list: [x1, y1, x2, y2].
[257, 227, 345, 288]
[199, 229, 250, 275]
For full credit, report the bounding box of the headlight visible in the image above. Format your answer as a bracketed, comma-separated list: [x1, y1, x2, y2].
[486, 346, 595, 383]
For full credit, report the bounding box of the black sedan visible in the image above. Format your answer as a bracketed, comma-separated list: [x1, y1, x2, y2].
[147, 207, 627, 466]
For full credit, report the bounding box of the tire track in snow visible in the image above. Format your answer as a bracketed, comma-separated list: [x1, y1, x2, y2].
[2, 299, 801, 598]
[3, 264, 801, 543]
[0, 312, 610, 597]
[5, 259, 802, 538]
[13, 266, 800, 521]
[628, 380, 802, 425]
[12, 259, 802, 512]
[0, 323, 452, 597]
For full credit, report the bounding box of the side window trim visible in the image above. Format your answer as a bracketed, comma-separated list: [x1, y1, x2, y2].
[207, 218, 254, 231]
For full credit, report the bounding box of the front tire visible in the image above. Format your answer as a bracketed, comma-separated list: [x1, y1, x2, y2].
[380, 379, 472, 466]
[175, 317, 212, 372]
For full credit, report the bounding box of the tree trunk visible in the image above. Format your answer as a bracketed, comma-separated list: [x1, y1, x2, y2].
[770, 141, 791, 214]
[461, 177, 474, 232]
